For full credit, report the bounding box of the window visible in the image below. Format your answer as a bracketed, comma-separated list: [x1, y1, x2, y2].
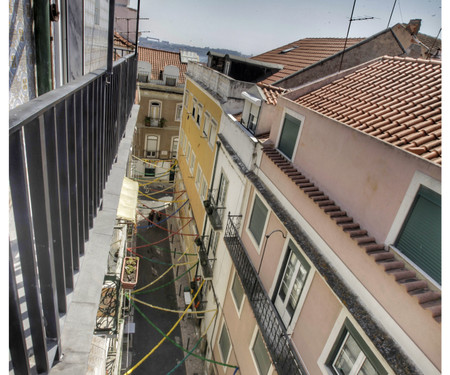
[149, 101, 162, 127]
[327, 321, 386, 375]
[277, 113, 302, 160]
[202, 112, 211, 137]
[231, 272, 245, 312]
[207, 228, 219, 256]
[216, 172, 229, 207]
[146, 135, 158, 158]
[192, 98, 198, 120]
[200, 176, 208, 201]
[395, 185, 441, 284]
[252, 331, 271, 375]
[171, 136, 178, 158]
[248, 194, 268, 246]
[196, 103, 203, 126]
[218, 323, 231, 362]
[186, 142, 191, 162]
[184, 90, 190, 108]
[175, 103, 183, 121]
[195, 165, 203, 190]
[145, 168, 155, 177]
[208, 119, 218, 147]
[274, 240, 310, 327]
[189, 152, 196, 174]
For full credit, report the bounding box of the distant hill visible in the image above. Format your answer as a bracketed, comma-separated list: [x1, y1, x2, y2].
[139, 37, 251, 63]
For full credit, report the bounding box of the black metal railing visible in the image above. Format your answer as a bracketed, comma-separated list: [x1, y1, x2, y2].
[224, 215, 306, 375]
[9, 53, 137, 373]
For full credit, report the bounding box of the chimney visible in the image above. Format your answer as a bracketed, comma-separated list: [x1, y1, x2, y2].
[405, 19, 421, 35]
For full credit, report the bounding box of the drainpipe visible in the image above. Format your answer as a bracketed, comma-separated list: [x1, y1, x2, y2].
[33, 0, 52, 95]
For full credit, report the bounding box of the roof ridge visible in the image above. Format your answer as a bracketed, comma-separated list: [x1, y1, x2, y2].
[382, 55, 442, 66]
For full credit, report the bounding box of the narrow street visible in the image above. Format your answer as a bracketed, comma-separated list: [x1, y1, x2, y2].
[125, 182, 204, 375]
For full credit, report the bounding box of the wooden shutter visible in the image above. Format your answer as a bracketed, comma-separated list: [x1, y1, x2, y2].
[395, 186, 441, 284]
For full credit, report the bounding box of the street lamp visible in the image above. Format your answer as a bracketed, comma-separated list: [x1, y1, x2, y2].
[257, 229, 286, 275]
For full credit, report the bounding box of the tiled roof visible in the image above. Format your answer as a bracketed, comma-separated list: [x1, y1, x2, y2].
[137, 46, 187, 84]
[261, 144, 441, 322]
[258, 83, 290, 106]
[252, 37, 365, 85]
[114, 32, 135, 49]
[295, 56, 441, 164]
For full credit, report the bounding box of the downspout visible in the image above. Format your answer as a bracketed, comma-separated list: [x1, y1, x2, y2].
[33, 0, 52, 95]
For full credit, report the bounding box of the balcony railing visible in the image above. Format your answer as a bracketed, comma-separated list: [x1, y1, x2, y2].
[224, 215, 306, 375]
[9, 53, 137, 373]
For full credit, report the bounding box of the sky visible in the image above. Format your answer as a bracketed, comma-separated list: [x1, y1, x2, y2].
[135, 0, 442, 56]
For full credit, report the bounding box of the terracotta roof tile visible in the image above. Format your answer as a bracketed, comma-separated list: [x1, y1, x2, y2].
[252, 37, 365, 85]
[295, 56, 441, 164]
[137, 46, 187, 83]
[257, 83, 290, 105]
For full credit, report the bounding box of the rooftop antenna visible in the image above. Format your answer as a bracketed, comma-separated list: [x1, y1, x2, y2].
[339, 0, 375, 71]
[386, 0, 398, 28]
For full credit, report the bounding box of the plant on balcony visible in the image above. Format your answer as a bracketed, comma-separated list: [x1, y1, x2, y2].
[144, 116, 151, 127]
[159, 117, 167, 127]
[121, 256, 139, 289]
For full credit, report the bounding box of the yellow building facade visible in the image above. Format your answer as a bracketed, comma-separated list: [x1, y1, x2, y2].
[177, 76, 223, 233]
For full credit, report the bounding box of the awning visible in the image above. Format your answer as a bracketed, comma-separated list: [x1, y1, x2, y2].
[117, 177, 139, 223]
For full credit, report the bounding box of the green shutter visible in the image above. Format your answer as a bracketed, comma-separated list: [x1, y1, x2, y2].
[395, 186, 441, 284]
[278, 114, 301, 159]
[249, 194, 268, 245]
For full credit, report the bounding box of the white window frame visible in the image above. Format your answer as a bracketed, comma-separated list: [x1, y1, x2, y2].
[269, 236, 314, 334]
[218, 321, 232, 363]
[318, 311, 388, 375]
[184, 90, 190, 109]
[192, 97, 198, 120]
[201, 176, 208, 201]
[195, 164, 203, 190]
[186, 142, 191, 163]
[175, 103, 183, 121]
[230, 270, 245, 316]
[208, 118, 218, 148]
[202, 112, 211, 138]
[148, 100, 162, 127]
[196, 103, 203, 127]
[275, 108, 305, 161]
[189, 151, 196, 175]
[249, 327, 274, 375]
[145, 135, 159, 158]
[246, 191, 270, 253]
[171, 136, 179, 158]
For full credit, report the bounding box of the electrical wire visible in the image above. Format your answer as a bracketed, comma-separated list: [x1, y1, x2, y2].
[132, 262, 198, 295]
[129, 296, 217, 314]
[128, 299, 238, 370]
[124, 280, 205, 374]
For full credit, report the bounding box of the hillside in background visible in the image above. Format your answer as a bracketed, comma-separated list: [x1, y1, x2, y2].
[139, 37, 250, 63]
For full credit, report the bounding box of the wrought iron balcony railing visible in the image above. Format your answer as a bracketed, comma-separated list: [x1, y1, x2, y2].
[203, 192, 226, 230]
[224, 215, 306, 375]
[9, 53, 137, 374]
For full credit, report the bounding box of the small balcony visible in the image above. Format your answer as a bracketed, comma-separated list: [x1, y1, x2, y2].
[203, 193, 225, 230]
[223, 215, 306, 375]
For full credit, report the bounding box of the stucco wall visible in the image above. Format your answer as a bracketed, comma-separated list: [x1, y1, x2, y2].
[270, 97, 440, 245]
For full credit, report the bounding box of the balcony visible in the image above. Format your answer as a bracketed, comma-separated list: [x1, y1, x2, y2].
[223, 215, 306, 375]
[203, 194, 225, 230]
[9, 54, 138, 373]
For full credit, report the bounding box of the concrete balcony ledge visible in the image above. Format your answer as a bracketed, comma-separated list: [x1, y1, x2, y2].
[50, 105, 139, 374]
